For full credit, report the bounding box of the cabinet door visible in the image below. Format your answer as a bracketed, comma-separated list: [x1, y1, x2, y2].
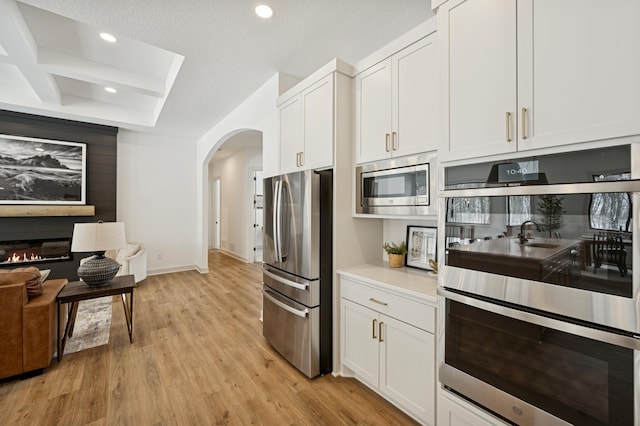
[302, 74, 334, 171]
[355, 59, 393, 164]
[517, 0, 640, 151]
[278, 95, 302, 173]
[439, 0, 517, 161]
[341, 299, 379, 388]
[393, 34, 438, 157]
[379, 315, 435, 425]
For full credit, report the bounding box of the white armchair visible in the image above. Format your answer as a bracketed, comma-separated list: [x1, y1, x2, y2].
[106, 242, 148, 283]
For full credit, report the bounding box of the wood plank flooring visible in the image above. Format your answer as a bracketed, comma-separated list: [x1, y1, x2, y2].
[0, 251, 418, 425]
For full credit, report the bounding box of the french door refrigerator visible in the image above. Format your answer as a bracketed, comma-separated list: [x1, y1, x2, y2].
[262, 169, 332, 378]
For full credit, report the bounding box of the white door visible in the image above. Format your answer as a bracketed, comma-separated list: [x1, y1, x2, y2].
[212, 178, 221, 250]
[355, 59, 393, 164]
[253, 171, 263, 263]
[278, 95, 302, 173]
[439, 0, 517, 161]
[341, 299, 379, 388]
[302, 74, 334, 171]
[393, 33, 439, 156]
[379, 315, 435, 425]
[517, 0, 640, 151]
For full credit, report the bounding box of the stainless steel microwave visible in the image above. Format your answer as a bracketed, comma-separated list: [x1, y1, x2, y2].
[355, 152, 434, 216]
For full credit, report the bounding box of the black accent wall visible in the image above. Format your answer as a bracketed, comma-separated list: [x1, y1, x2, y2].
[0, 110, 118, 281]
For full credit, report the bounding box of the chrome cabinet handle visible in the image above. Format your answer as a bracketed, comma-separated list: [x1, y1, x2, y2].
[379, 321, 384, 342]
[262, 289, 308, 318]
[521, 107, 527, 139]
[385, 133, 390, 152]
[372, 318, 377, 339]
[506, 112, 512, 142]
[369, 297, 388, 306]
[392, 132, 398, 151]
[299, 151, 304, 167]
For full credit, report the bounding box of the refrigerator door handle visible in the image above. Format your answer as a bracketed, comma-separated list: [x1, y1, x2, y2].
[263, 269, 309, 291]
[263, 289, 309, 318]
[273, 180, 282, 262]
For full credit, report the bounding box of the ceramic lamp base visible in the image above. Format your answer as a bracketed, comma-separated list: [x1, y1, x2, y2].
[77, 253, 120, 286]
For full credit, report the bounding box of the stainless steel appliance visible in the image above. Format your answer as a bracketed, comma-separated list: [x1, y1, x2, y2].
[262, 169, 332, 378]
[438, 144, 640, 425]
[356, 152, 436, 215]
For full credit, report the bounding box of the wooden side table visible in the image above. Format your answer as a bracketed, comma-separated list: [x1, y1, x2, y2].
[57, 274, 136, 361]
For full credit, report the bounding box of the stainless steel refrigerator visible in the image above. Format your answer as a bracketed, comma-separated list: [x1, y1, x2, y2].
[262, 169, 332, 378]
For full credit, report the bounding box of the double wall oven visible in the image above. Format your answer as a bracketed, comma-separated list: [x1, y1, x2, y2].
[439, 145, 640, 425]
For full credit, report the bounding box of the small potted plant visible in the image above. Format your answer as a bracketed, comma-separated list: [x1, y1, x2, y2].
[383, 241, 407, 268]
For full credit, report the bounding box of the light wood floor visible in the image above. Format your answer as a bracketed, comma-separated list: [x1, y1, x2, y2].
[0, 251, 418, 425]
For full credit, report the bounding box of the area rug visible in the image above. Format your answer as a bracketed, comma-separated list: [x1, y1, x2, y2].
[63, 296, 113, 355]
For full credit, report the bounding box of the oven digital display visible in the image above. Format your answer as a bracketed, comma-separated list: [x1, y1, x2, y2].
[497, 160, 540, 183]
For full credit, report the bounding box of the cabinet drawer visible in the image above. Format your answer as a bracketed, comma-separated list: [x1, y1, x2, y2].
[341, 277, 435, 333]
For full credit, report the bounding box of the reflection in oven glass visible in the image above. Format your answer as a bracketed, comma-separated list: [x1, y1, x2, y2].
[446, 300, 633, 425]
[445, 193, 633, 298]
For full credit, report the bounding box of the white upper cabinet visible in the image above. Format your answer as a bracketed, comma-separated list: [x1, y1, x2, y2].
[438, 0, 640, 162]
[278, 95, 302, 173]
[278, 73, 335, 174]
[355, 33, 438, 164]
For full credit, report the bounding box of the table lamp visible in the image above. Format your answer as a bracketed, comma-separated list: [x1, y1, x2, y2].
[71, 221, 126, 286]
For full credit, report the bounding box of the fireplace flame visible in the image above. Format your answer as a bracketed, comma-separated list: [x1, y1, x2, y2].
[7, 252, 42, 263]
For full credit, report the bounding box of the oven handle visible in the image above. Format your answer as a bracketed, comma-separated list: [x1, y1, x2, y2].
[263, 269, 308, 291]
[439, 287, 640, 350]
[263, 289, 309, 318]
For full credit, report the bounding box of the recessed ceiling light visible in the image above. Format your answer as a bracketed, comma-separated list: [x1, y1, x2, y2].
[105, 87, 117, 94]
[99, 32, 117, 43]
[255, 5, 274, 19]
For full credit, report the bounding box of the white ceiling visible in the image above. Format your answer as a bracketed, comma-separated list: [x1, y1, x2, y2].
[1, 0, 434, 141]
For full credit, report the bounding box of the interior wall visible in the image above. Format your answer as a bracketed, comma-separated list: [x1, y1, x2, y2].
[118, 130, 197, 275]
[209, 146, 262, 262]
[0, 109, 117, 281]
[195, 73, 286, 272]
[382, 218, 437, 262]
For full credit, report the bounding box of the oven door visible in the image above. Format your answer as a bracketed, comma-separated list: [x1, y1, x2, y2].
[439, 288, 639, 426]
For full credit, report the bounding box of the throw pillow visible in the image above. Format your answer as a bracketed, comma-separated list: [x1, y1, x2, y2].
[40, 269, 51, 282]
[0, 266, 43, 297]
[116, 243, 141, 263]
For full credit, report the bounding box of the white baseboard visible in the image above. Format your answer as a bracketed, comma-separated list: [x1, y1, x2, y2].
[219, 249, 250, 263]
[147, 264, 199, 276]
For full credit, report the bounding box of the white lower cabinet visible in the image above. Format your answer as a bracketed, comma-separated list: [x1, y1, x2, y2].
[438, 389, 508, 426]
[340, 276, 435, 425]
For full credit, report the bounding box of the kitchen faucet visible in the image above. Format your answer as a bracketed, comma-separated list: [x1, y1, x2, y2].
[519, 220, 542, 243]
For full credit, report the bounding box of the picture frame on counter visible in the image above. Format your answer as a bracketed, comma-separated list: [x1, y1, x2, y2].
[405, 225, 437, 271]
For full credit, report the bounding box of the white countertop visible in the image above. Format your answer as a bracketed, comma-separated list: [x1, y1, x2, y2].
[338, 262, 438, 303]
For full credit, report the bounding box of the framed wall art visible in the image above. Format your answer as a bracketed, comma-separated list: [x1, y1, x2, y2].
[0, 134, 86, 205]
[405, 225, 437, 270]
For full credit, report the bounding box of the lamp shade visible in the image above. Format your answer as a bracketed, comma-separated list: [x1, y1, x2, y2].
[71, 222, 126, 253]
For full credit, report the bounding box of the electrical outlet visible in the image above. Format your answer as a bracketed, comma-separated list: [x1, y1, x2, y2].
[157, 250, 163, 260]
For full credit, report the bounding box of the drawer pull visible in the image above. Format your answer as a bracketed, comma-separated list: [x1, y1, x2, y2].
[369, 297, 388, 306]
[372, 318, 377, 339]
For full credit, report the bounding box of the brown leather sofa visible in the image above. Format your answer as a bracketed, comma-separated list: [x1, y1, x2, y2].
[0, 271, 67, 380]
